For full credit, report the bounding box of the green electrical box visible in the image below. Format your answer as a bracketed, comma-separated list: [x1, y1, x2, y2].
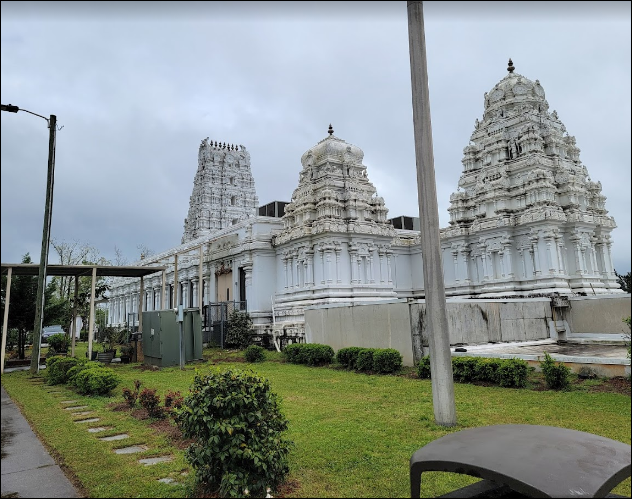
[142, 309, 203, 367]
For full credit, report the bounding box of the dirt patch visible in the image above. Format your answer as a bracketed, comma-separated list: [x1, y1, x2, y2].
[586, 376, 631, 396]
[148, 418, 193, 450]
[106, 401, 131, 412]
[131, 408, 150, 420]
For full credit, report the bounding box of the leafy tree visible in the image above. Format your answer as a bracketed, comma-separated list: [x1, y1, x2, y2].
[614, 270, 631, 293]
[0, 254, 62, 359]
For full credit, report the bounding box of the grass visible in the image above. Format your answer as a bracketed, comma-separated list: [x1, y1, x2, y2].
[1, 348, 630, 498]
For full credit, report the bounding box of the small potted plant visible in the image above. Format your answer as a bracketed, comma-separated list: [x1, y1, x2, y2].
[119, 344, 134, 364]
[96, 337, 117, 364]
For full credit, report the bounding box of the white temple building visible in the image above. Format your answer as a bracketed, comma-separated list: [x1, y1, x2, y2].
[107, 60, 622, 342]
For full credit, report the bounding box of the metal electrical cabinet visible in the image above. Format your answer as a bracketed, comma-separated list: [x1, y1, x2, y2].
[142, 309, 203, 367]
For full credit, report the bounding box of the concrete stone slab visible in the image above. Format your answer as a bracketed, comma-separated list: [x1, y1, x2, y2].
[87, 427, 110, 433]
[71, 411, 93, 417]
[139, 456, 173, 466]
[99, 434, 129, 442]
[114, 445, 148, 454]
[60, 400, 78, 404]
[74, 418, 100, 424]
[64, 406, 88, 411]
[158, 477, 175, 483]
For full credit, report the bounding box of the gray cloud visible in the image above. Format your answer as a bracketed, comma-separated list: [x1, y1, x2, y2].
[2, 1, 630, 275]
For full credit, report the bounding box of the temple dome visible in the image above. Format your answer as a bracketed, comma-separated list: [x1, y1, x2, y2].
[300, 125, 364, 169]
[484, 59, 547, 116]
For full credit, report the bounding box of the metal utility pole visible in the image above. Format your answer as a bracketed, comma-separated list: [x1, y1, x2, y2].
[406, 1, 457, 426]
[2, 104, 57, 374]
[30, 113, 56, 373]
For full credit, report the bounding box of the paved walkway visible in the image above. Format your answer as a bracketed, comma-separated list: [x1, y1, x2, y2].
[1, 385, 80, 498]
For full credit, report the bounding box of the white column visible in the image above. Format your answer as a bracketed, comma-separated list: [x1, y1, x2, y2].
[283, 257, 289, 289]
[335, 247, 342, 283]
[306, 250, 314, 286]
[192, 278, 199, 309]
[326, 249, 333, 284]
[386, 252, 393, 284]
[452, 250, 459, 282]
[379, 251, 385, 283]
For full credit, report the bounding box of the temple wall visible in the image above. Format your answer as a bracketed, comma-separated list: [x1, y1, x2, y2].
[568, 295, 631, 334]
[305, 298, 552, 366]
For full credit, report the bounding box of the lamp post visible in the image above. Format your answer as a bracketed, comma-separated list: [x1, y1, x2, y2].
[1, 104, 57, 374]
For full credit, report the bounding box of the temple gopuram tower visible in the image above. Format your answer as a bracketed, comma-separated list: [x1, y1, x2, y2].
[182, 139, 258, 243]
[440, 60, 621, 296]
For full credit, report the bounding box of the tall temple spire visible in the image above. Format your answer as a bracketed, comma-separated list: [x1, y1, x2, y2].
[507, 58, 515, 73]
[328, 124, 334, 136]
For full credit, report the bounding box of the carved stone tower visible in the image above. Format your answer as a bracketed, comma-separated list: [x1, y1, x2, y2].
[441, 59, 619, 295]
[182, 139, 259, 243]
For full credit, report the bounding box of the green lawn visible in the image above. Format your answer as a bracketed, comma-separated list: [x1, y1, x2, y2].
[2, 350, 630, 498]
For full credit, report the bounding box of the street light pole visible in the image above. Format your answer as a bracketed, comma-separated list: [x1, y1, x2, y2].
[1, 104, 56, 374]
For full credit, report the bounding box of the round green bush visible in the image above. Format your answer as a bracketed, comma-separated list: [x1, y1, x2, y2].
[74, 367, 120, 396]
[355, 349, 376, 372]
[174, 368, 293, 498]
[372, 348, 403, 374]
[336, 347, 363, 369]
[417, 356, 431, 378]
[47, 333, 69, 352]
[46, 357, 84, 385]
[244, 344, 266, 363]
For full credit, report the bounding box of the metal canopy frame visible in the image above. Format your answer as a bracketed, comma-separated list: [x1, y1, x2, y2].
[1, 263, 166, 374]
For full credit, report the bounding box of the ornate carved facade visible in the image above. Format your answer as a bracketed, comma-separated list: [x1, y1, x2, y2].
[108, 61, 622, 343]
[438, 59, 619, 295]
[182, 139, 258, 243]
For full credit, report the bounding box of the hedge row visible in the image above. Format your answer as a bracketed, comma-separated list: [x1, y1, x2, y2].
[45, 356, 120, 395]
[282, 343, 334, 365]
[417, 355, 528, 388]
[336, 347, 403, 374]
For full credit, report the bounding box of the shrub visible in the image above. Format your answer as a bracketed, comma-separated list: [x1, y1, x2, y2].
[336, 347, 363, 369]
[540, 352, 570, 390]
[473, 358, 502, 382]
[139, 388, 165, 418]
[122, 381, 142, 407]
[46, 357, 84, 385]
[244, 345, 266, 363]
[225, 310, 254, 349]
[282, 343, 303, 364]
[66, 362, 97, 387]
[282, 343, 334, 366]
[47, 333, 70, 352]
[452, 357, 478, 383]
[417, 355, 431, 378]
[497, 359, 528, 388]
[355, 349, 376, 372]
[372, 349, 403, 374]
[164, 390, 184, 410]
[174, 368, 293, 498]
[74, 367, 120, 396]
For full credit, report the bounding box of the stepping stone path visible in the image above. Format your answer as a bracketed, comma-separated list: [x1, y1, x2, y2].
[99, 434, 129, 442]
[71, 411, 93, 416]
[139, 456, 173, 466]
[64, 406, 88, 411]
[114, 445, 148, 454]
[75, 418, 100, 424]
[158, 478, 178, 485]
[87, 427, 111, 433]
[60, 400, 78, 404]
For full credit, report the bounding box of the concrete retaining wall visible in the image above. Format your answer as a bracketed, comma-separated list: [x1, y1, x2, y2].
[305, 298, 552, 366]
[568, 295, 631, 334]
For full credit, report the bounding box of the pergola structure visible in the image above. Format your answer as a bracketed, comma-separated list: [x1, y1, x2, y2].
[1, 263, 166, 374]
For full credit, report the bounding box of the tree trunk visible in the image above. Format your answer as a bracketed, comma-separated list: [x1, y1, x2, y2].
[18, 328, 26, 360]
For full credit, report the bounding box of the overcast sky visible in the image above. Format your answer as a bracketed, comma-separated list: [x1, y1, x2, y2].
[2, 1, 630, 275]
